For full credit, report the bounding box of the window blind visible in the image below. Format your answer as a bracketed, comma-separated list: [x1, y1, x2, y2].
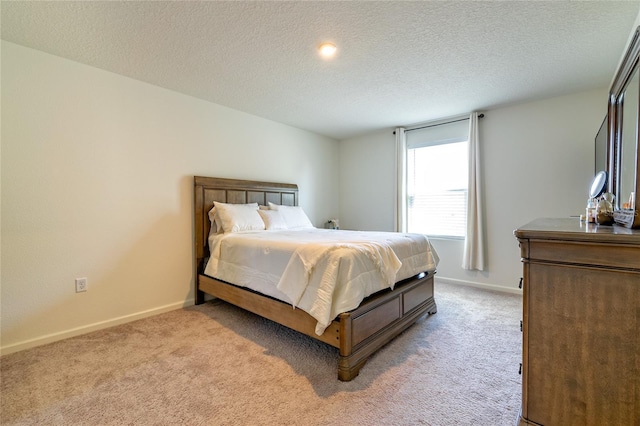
[405, 117, 469, 148]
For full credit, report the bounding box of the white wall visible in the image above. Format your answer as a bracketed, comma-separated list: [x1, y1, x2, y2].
[339, 130, 397, 232]
[1, 42, 340, 354]
[339, 88, 608, 292]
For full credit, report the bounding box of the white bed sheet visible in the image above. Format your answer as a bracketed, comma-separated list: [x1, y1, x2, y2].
[204, 228, 439, 335]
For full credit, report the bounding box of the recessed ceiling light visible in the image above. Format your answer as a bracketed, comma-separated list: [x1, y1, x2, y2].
[318, 42, 337, 58]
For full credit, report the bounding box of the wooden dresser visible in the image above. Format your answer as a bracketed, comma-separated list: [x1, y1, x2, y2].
[514, 218, 639, 426]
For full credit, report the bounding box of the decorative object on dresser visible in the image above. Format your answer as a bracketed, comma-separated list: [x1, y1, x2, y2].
[514, 218, 640, 426]
[193, 176, 438, 381]
[609, 26, 640, 228]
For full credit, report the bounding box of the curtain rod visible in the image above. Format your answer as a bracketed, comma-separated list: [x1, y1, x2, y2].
[394, 113, 485, 134]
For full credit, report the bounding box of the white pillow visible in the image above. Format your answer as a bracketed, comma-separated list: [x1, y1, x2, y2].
[207, 207, 224, 235]
[258, 209, 288, 230]
[213, 202, 265, 233]
[268, 202, 314, 229]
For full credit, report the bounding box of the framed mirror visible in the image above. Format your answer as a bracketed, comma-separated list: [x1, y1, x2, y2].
[609, 26, 640, 228]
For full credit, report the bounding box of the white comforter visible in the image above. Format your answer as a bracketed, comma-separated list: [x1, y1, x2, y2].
[204, 228, 439, 335]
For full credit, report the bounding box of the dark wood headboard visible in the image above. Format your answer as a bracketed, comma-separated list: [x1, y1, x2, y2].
[193, 176, 298, 275]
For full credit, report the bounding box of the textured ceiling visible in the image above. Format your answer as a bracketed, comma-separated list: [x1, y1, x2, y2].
[2, 1, 639, 140]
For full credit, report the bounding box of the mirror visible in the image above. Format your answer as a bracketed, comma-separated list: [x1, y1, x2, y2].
[619, 68, 638, 210]
[595, 116, 608, 174]
[589, 170, 607, 199]
[609, 26, 640, 228]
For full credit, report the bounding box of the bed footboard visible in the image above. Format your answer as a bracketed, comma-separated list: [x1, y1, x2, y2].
[336, 272, 436, 381]
[198, 271, 436, 381]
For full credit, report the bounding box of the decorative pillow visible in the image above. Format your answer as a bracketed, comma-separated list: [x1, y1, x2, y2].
[213, 202, 265, 233]
[258, 209, 288, 230]
[207, 207, 224, 235]
[268, 202, 314, 229]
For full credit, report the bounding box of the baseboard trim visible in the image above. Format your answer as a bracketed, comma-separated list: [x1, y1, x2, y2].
[1, 279, 519, 355]
[1, 300, 194, 356]
[435, 276, 522, 295]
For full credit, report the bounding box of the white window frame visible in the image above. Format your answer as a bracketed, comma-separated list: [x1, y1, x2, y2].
[396, 116, 471, 239]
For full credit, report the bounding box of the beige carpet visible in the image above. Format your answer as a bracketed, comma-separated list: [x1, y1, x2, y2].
[1, 281, 522, 425]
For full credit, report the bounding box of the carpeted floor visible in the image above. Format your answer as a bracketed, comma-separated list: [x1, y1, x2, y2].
[1, 281, 522, 425]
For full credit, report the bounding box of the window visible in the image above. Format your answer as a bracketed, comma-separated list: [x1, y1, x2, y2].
[403, 119, 469, 238]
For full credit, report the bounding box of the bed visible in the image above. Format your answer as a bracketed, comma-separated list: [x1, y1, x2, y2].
[194, 176, 438, 381]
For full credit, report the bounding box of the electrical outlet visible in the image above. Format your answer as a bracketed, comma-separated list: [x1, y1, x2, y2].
[75, 277, 87, 293]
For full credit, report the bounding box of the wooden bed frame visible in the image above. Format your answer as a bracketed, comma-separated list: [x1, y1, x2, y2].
[194, 176, 437, 381]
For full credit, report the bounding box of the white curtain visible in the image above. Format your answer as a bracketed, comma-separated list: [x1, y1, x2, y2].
[394, 127, 407, 232]
[462, 112, 486, 270]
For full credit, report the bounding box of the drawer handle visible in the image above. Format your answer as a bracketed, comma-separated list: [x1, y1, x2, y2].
[519, 363, 522, 375]
[520, 320, 523, 332]
[518, 277, 523, 289]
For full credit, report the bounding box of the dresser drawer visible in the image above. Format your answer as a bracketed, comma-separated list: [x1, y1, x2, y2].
[528, 239, 640, 270]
